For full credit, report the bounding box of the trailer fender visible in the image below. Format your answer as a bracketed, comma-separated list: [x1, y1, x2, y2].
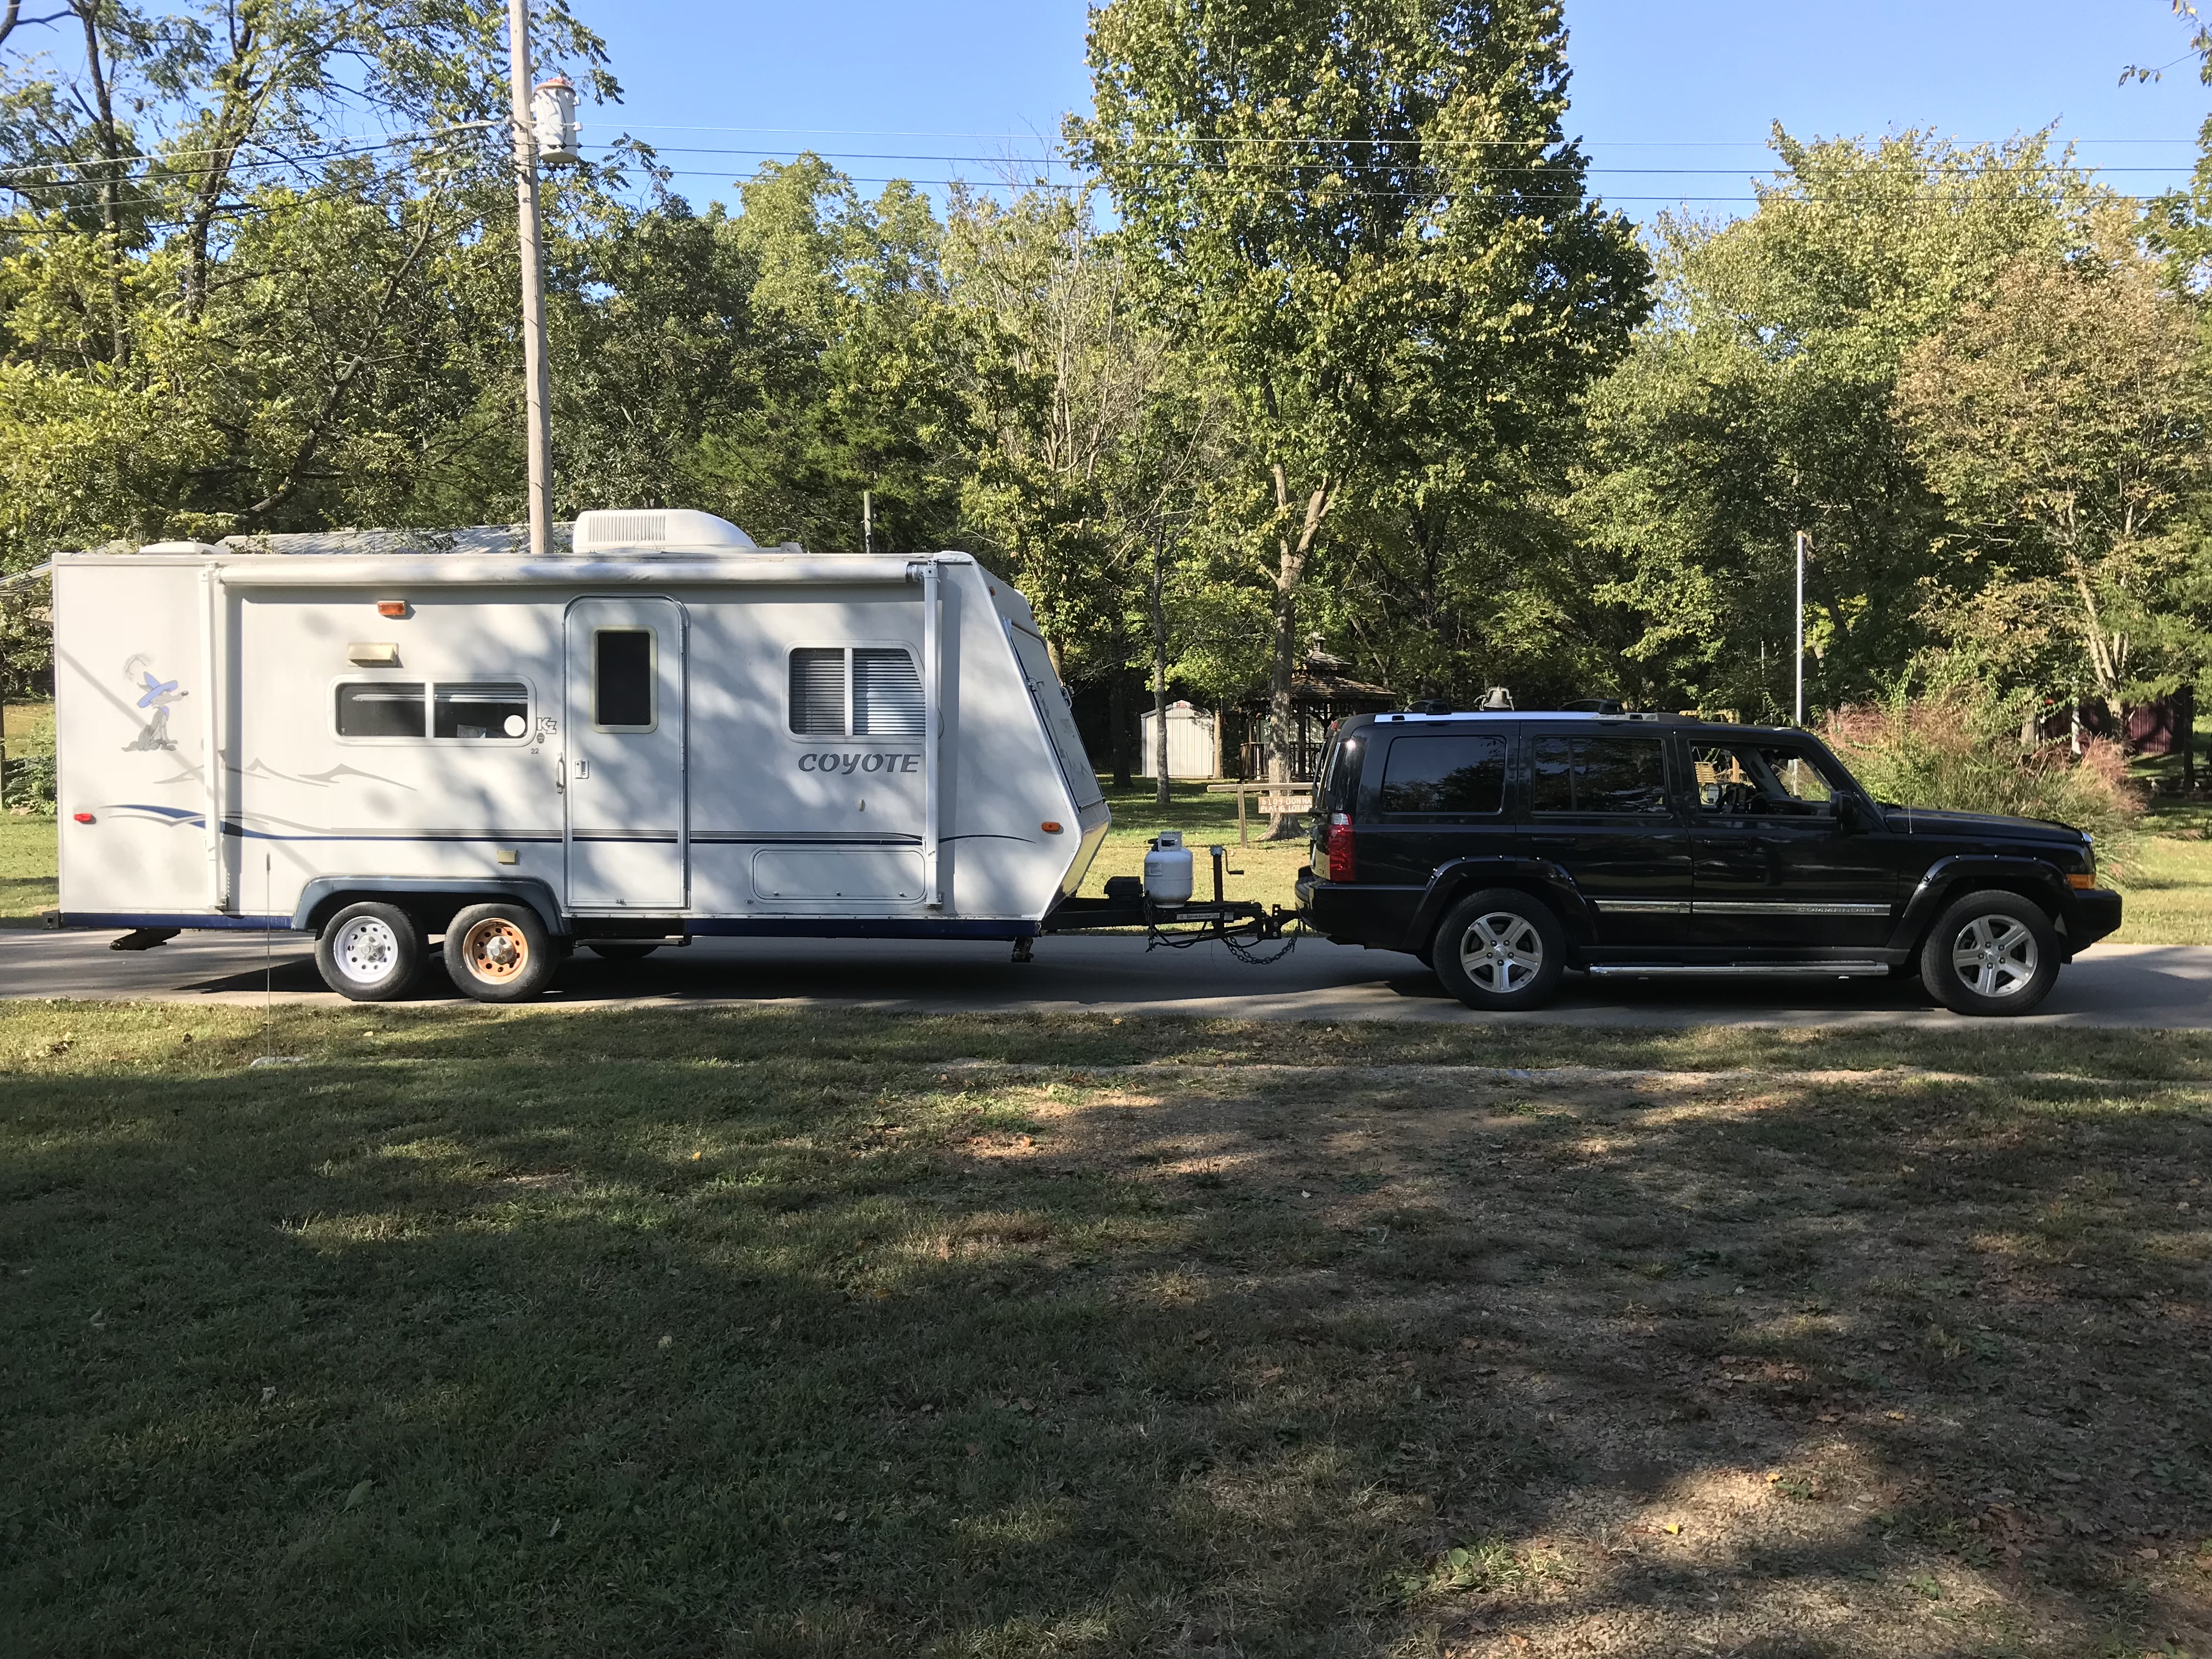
[1404, 857, 1595, 955]
[1889, 856, 2078, 957]
[294, 876, 569, 940]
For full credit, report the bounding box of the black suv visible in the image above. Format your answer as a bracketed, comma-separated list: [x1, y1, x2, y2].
[1295, 712, 2121, 1016]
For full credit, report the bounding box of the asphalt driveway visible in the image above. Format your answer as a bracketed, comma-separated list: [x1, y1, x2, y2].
[1, 927, 2206, 1026]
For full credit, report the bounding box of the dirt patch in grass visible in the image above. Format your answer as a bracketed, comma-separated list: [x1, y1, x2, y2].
[1, 1005, 2208, 1657]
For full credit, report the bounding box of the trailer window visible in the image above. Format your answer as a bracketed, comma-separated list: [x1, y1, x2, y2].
[853, 648, 924, 737]
[435, 681, 530, 741]
[789, 646, 923, 738]
[336, 682, 426, 738]
[789, 647, 846, 735]
[593, 630, 656, 731]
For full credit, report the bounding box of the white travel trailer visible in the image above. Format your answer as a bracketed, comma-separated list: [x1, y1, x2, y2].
[49, 510, 1111, 1000]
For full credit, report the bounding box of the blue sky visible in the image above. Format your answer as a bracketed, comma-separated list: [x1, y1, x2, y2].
[575, 1, 2211, 221]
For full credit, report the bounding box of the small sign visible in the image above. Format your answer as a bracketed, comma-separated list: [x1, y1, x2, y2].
[1257, 793, 1312, 815]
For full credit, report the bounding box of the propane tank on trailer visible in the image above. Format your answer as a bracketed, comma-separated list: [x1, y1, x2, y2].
[1143, 831, 1194, 910]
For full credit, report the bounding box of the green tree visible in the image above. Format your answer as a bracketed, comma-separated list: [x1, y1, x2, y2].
[1567, 129, 2111, 715]
[1896, 227, 2212, 707]
[1075, 0, 1647, 814]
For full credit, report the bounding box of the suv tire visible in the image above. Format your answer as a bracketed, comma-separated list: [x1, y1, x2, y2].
[1432, 889, 1567, 1012]
[443, 902, 560, 1003]
[1920, 889, 2059, 1016]
[315, 902, 425, 1002]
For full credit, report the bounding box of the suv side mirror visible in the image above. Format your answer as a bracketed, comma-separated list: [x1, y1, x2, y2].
[1835, 793, 1876, 833]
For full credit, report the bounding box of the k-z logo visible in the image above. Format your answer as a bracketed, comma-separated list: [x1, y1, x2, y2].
[798, 752, 921, 775]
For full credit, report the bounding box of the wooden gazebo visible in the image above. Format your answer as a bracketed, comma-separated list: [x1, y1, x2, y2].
[1237, 644, 1393, 780]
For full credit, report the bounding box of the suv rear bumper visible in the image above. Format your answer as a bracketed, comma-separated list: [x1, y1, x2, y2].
[1299, 872, 1423, 950]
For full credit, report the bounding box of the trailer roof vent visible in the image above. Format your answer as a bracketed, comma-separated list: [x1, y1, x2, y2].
[571, 509, 760, 553]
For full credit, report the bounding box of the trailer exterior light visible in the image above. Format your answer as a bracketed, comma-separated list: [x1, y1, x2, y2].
[377, 600, 410, 619]
[347, 642, 400, 665]
[1325, 811, 1356, 882]
[1041, 821, 1063, 834]
[73, 812, 94, 824]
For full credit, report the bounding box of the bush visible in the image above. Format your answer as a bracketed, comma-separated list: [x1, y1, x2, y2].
[2, 753, 53, 811]
[1825, 684, 2145, 864]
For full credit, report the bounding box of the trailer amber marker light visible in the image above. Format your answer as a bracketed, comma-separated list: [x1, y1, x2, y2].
[376, 600, 410, 619]
[1041, 821, 1063, 834]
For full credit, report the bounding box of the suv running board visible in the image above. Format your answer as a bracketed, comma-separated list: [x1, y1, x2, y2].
[1585, 961, 1891, 978]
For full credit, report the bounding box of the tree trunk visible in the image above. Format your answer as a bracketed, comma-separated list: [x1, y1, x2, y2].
[74, 2, 127, 368]
[1263, 467, 1333, 840]
[2177, 683, 2197, 793]
[1108, 632, 1132, 791]
[1212, 703, 1226, 781]
[1151, 526, 1170, 807]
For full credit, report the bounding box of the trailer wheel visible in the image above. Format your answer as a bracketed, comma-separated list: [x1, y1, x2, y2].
[585, 941, 661, 961]
[443, 903, 558, 1003]
[315, 902, 426, 1002]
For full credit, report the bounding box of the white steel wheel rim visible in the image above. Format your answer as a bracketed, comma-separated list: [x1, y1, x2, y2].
[1950, 914, 2039, 998]
[1460, 911, 1544, 994]
[335, 917, 401, 985]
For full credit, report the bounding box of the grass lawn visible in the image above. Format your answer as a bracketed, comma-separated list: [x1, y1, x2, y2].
[3, 1005, 2209, 1657]
[1074, 780, 1312, 915]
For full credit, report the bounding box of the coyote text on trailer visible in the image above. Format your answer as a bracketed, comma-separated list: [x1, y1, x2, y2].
[51, 511, 1111, 1000]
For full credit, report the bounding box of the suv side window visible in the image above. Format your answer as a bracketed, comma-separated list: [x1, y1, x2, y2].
[1530, 733, 1670, 815]
[1689, 738, 1847, 818]
[1379, 733, 1505, 816]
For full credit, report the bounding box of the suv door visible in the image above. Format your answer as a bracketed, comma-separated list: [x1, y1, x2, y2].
[1357, 724, 1515, 887]
[1521, 726, 1690, 947]
[1683, 734, 1896, 949]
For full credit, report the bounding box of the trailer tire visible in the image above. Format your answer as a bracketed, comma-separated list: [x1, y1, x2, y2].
[315, 902, 426, 1002]
[443, 903, 559, 1003]
[585, 941, 661, 961]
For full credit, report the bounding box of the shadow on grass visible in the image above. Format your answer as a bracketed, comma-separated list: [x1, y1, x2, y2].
[1, 1009, 2208, 1656]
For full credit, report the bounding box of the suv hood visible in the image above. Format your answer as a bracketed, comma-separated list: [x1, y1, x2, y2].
[1885, 805, 2085, 843]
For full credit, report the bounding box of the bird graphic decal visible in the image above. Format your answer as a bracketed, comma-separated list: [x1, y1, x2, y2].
[122, 657, 185, 751]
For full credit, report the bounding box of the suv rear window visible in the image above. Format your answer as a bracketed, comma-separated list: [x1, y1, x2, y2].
[1530, 734, 1669, 815]
[1380, 734, 1505, 814]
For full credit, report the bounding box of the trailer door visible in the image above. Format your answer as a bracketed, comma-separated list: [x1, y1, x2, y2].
[564, 597, 687, 911]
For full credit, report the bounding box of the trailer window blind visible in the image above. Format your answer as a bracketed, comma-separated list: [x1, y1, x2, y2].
[788, 648, 848, 736]
[435, 682, 529, 741]
[593, 630, 655, 730]
[336, 682, 426, 738]
[852, 649, 924, 737]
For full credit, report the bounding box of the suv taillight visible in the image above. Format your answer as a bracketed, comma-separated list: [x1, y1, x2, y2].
[1325, 811, 1356, 882]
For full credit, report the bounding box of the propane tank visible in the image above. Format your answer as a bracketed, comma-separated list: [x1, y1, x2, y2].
[1143, 831, 1194, 910]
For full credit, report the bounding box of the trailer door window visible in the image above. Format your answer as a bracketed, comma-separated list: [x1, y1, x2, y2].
[435, 681, 530, 741]
[336, 682, 426, 738]
[592, 629, 656, 731]
[789, 646, 922, 738]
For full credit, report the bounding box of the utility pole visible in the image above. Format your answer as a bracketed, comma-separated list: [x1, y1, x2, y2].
[862, 490, 873, 557]
[507, 0, 551, 557]
[1793, 529, 1808, 727]
[1151, 522, 1170, 808]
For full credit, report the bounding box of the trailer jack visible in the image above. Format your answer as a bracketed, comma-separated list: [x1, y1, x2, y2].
[1040, 845, 1303, 963]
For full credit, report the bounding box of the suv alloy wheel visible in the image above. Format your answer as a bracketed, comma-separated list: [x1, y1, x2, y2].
[1432, 888, 1568, 1012]
[1919, 888, 2060, 1016]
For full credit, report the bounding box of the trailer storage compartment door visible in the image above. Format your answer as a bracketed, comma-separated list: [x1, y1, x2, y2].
[1006, 622, 1103, 810]
[565, 596, 687, 910]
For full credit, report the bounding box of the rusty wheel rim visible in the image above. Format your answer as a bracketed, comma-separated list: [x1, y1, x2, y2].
[463, 917, 529, 982]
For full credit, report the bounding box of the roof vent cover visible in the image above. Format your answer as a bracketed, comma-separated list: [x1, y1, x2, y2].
[572, 509, 759, 552]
